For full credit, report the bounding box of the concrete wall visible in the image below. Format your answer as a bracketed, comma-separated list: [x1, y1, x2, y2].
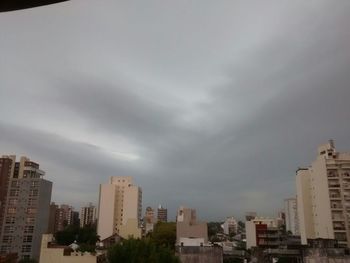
[97, 184, 116, 240]
[39, 234, 99, 263]
[296, 168, 315, 244]
[176, 246, 223, 263]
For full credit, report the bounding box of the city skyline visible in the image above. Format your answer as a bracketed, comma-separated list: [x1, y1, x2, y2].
[1, 0, 350, 221]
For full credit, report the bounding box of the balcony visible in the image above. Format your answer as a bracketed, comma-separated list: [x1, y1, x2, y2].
[330, 194, 341, 200]
[329, 184, 341, 188]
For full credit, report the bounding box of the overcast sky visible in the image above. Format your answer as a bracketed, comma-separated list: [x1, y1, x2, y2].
[1, 0, 350, 221]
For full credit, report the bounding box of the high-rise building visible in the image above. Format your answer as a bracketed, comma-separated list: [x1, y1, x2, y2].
[157, 205, 167, 223]
[296, 140, 350, 247]
[0, 156, 15, 239]
[284, 198, 299, 235]
[80, 203, 97, 228]
[97, 176, 142, 240]
[0, 156, 52, 260]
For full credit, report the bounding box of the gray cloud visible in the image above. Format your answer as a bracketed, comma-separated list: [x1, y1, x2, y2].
[1, 0, 350, 220]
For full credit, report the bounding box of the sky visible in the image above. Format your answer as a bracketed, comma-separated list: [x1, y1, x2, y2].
[1, 0, 350, 221]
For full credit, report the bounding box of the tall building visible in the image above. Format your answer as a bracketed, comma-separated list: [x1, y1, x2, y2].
[80, 203, 97, 228]
[0, 156, 15, 239]
[176, 206, 208, 246]
[97, 176, 142, 240]
[296, 140, 350, 247]
[0, 156, 52, 260]
[284, 198, 299, 235]
[157, 205, 167, 223]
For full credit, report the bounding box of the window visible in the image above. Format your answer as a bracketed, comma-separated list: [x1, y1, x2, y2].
[8, 198, 18, 206]
[29, 189, 38, 197]
[11, 181, 19, 188]
[9, 189, 19, 197]
[4, 226, 14, 234]
[7, 207, 16, 214]
[21, 245, 31, 253]
[24, 226, 34, 234]
[27, 198, 37, 207]
[26, 217, 35, 224]
[5, 217, 15, 224]
[23, 236, 33, 243]
[26, 208, 37, 214]
[0, 245, 10, 253]
[2, 236, 13, 243]
[30, 181, 39, 187]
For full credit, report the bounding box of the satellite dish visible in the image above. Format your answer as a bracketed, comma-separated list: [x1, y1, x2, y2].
[0, 0, 70, 12]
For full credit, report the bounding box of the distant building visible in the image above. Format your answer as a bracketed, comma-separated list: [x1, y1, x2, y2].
[48, 202, 59, 234]
[297, 141, 350, 247]
[245, 212, 257, 221]
[97, 176, 142, 240]
[144, 207, 155, 234]
[221, 217, 238, 235]
[80, 203, 97, 228]
[176, 206, 208, 246]
[0, 156, 52, 261]
[157, 205, 167, 223]
[284, 197, 299, 235]
[246, 217, 282, 249]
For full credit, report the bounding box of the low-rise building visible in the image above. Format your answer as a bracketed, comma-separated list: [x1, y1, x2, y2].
[176, 206, 208, 246]
[39, 234, 105, 263]
[246, 217, 282, 249]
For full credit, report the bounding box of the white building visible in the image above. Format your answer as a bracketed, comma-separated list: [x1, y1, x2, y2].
[296, 141, 350, 247]
[221, 217, 238, 235]
[284, 198, 299, 235]
[97, 176, 142, 240]
[80, 203, 97, 228]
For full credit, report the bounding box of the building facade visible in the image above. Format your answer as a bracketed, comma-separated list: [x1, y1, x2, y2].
[157, 205, 167, 223]
[221, 217, 238, 236]
[284, 197, 299, 235]
[176, 206, 208, 246]
[296, 141, 350, 247]
[245, 217, 281, 249]
[80, 203, 97, 228]
[97, 176, 142, 240]
[0, 156, 52, 260]
[144, 206, 155, 234]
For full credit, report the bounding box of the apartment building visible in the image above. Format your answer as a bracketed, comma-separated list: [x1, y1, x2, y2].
[157, 205, 167, 223]
[296, 140, 350, 247]
[284, 197, 299, 235]
[0, 156, 52, 260]
[246, 217, 281, 249]
[144, 206, 155, 234]
[80, 203, 97, 228]
[97, 176, 142, 240]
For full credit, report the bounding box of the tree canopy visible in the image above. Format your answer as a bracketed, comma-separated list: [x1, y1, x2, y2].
[150, 222, 177, 249]
[107, 238, 180, 263]
[54, 225, 99, 252]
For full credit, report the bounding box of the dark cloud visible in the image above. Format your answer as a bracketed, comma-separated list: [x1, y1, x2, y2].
[1, 0, 350, 220]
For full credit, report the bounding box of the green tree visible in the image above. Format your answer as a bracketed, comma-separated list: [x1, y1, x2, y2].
[54, 225, 99, 252]
[107, 238, 180, 263]
[151, 222, 177, 249]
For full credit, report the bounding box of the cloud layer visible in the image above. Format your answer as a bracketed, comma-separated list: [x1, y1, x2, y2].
[1, 0, 350, 220]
